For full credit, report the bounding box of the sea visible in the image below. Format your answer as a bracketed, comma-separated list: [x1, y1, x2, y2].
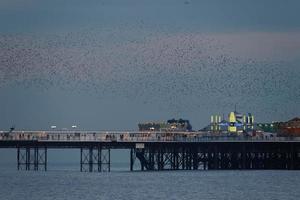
[0, 149, 300, 200]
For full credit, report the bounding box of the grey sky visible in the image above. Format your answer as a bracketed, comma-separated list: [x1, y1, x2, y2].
[1, 0, 300, 33]
[0, 0, 300, 130]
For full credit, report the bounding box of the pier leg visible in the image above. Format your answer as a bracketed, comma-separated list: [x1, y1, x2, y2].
[213, 147, 218, 170]
[108, 149, 111, 172]
[290, 144, 295, 170]
[17, 147, 47, 171]
[80, 148, 83, 172]
[17, 147, 28, 171]
[98, 146, 101, 172]
[172, 148, 176, 170]
[80, 147, 110, 172]
[34, 147, 38, 171]
[26, 147, 30, 170]
[242, 146, 246, 169]
[130, 148, 133, 171]
[187, 148, 192, 170]
[181, 149, 185, 170]
[17, 147, 20, 170]
[101, 148, 111, 172]
[192, 148, 199, 170]
[80, 147, 91, 172]
[151, 150, 155, 170]
[44, 147, 47, 171]
[89, 148, 93, 172]
[175, 150, 179, 170]
[159, 148, 164, 170]
[36, 147, 47, 171]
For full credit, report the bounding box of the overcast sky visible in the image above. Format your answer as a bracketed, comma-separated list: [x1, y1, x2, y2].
[0, 0, 300, 130]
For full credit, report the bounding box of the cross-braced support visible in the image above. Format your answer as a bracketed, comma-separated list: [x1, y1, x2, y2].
[80, 146, 110, 172]
[135, 146, 198, 171]
[134, 143, 300, 171]
[17, 146, 47, 171]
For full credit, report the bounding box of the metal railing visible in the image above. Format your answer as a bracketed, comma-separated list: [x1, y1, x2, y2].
[1, 130, 300, 143]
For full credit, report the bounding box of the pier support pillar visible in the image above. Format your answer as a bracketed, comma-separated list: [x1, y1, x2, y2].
[242, 145, 246, 169]
[80, 146, 110, 172]
[130, 148, 134, 171]
[290, 143, 295, 170]
[17, 146, 47, 171]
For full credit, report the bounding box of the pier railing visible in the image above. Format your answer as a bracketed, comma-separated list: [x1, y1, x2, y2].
[1, 131, 300, 142]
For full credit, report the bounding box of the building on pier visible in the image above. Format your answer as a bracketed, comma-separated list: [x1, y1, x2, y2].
[256, 123, 278, 133]
[256, 117, 300, 137]
[138, 122, 167, 132]
[138, 118, 192, 132]
[204, 111, 255, 135]
[167, 119, 192, 131]
[277, 117, 300, 137]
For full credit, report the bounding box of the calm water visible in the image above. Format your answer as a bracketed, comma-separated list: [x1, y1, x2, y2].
[0, 167, 300, 200]
[0, 149, 300, 200]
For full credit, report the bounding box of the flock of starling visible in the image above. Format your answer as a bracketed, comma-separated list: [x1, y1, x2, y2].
[0, 28, 299, 119]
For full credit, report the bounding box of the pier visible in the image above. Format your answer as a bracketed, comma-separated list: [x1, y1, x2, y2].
[1, 131, 300, 172]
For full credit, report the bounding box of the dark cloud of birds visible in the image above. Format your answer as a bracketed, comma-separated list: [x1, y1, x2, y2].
[0, 29, 300, 123]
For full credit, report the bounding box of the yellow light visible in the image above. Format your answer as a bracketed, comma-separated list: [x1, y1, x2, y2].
[215, 115, 218, 123]
[229, 112, 236, 123]
[229, 126, 237, 132]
